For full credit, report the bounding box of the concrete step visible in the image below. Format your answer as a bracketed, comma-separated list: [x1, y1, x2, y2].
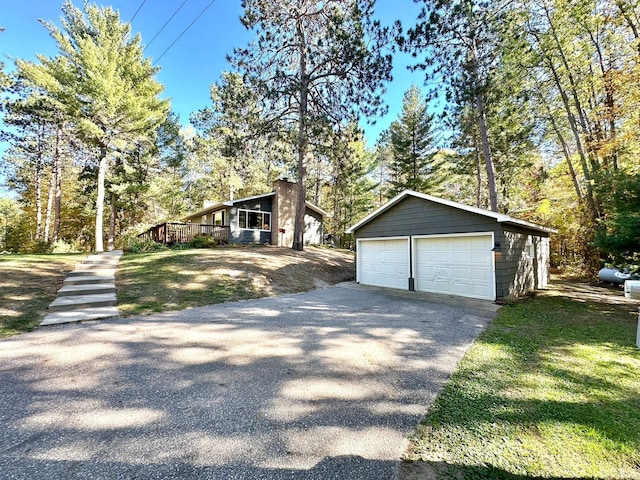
[68, 268, 116, 277]
[83, 257, 121, 265]
[40, 250, 122, 327]
[57, 284, 116, 297]
[49, 293, 117, 312]
[64, 275, 114, 286]
[82, 255, 120, 265]
[41, 307, 120, 326]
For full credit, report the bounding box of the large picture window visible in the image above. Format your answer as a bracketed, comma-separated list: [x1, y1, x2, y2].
[238, 209, 271, 231]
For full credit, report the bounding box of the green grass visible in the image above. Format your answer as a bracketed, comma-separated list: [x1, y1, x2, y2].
[0, 254, 87, 337]
[402, 292, 640, 479]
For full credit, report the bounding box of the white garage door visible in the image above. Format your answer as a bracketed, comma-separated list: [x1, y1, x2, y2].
[414, 235, 495, 300]
[358, 238, 409, 290]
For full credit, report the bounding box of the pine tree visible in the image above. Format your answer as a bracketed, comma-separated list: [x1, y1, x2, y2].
[404, 0, 511, 211]
[17, 2, 169, 251]
[231, 0, 393, 250]
[383, 84, 439, 197]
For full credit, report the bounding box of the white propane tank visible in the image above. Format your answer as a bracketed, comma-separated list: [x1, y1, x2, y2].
[624, 280, 640, 300]
[637, 307, 640, 350]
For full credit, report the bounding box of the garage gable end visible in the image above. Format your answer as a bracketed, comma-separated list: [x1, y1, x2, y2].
[349, 191, 554, 302]
[347, 190, 555, 236]
[353, 195, 501, 239]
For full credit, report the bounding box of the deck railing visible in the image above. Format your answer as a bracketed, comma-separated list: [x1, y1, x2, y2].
[138, 223, 230, 245]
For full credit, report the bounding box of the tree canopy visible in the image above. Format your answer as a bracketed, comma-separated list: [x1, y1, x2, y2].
[17, 1, 169, 251]
[231, 0, 393, 250]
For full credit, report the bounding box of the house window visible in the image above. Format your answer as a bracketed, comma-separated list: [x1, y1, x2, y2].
[238, 209, 271, 231]
[214, 211, 224, 225]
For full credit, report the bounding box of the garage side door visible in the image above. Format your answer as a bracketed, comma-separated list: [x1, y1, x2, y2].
[358, 238, 409, 290]
[415, 235, 495, 300]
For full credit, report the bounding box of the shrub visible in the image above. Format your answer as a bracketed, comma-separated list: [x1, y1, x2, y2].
[127, 239, 168, 253]
[50, 240, 80, 254]
[188, 235, 217, 248]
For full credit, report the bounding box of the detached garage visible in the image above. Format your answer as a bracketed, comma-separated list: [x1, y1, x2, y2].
[346, 190, 556, 301]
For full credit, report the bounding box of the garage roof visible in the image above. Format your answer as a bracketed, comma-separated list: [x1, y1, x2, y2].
[346, 190, 557, 235]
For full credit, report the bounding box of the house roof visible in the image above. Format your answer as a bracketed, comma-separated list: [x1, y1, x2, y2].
[345, 190, 557, 235]
[181, 193, 275, 221]
[180, 192, 330, 222]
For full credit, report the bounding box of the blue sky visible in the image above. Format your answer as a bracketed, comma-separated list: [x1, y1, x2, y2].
[1, 0, 424, 196]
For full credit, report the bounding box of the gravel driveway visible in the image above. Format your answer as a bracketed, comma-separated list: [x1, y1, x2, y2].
[0, 283, 498, 479]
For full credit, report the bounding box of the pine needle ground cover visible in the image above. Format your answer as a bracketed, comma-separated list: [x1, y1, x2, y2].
[116, 246, 354, 316]
[402, 282, 640, 480]
[0, 254, 86, 337]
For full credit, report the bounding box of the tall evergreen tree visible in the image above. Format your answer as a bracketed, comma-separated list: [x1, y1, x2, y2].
[403, 0, 516, 212]
[231, 0, 393, 250]
[17, 1, 169, 251]
[382, 84, 439, 197]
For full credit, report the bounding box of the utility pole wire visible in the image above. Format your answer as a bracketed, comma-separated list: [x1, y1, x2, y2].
[144, 0, 189, 51]
[129, 0, 148, 23]
[153, 0, 218, 65]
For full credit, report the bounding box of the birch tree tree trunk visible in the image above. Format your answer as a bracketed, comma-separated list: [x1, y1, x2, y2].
[95, 146, 107, 252]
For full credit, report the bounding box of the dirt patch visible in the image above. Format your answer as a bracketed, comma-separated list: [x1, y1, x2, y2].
[116, 246, 355, 316]
[541, 276, 639, 307]
[190, 246, 354, 293]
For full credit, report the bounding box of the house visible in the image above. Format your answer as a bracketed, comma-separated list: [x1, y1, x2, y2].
[173, 179, 328, 246]
[346, 190, 556, 301]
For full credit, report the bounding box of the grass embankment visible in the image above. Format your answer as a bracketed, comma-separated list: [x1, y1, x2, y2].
[116, 245, 354, 316]
[402, 283, 640, 479]
[0, 254, 86, 337]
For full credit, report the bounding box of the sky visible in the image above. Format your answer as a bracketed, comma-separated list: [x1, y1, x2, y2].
[0, 0, 425, 196]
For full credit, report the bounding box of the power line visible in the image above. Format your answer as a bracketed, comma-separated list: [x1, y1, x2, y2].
[144, 0, 189, 52]
[153, 0, 218, 65]
[129, 0, 148, 23]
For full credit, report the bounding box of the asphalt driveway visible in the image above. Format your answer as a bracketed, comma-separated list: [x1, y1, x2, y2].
[0, 283, 498, 479]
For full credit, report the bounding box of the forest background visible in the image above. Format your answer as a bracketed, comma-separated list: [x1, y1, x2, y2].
[1, 0, 639, 274]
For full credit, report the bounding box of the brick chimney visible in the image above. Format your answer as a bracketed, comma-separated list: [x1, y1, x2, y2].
[272, 178, 298, 247]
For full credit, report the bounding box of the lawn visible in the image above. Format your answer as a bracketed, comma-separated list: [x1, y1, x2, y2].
[116, 245, 355, 316]
[0, 246, 354, 336]
[401, 281, 640, 479]
[0, 253, 87, 337]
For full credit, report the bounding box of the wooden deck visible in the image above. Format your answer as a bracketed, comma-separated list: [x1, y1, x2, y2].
[138, 223, 230, 245]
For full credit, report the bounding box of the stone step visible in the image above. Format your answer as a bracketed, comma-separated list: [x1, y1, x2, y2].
[49, 293, 117, 312]
[57, 284, 116, 297]
[63, 275, 114, 286]
[41, 307, 120, 326]
[68, 268, 116, 277]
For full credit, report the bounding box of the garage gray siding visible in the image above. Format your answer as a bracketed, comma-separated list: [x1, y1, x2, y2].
[495, 226, 550, 298]
[354, 196, 501, 239]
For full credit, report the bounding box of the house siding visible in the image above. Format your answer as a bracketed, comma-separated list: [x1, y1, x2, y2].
[304, 208, 324, 245]
[229, 197, 273, 244]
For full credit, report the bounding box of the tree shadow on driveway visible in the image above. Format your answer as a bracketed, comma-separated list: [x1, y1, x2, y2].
[0, 284, 496, 479]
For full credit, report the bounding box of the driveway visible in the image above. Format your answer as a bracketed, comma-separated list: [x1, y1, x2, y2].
[0, 283, 498, 479]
